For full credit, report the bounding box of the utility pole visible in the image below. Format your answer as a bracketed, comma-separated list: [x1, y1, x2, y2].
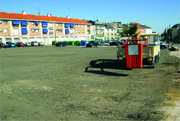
[38, 7, 40, 15]
[169, 24, 170, 43]
[55, 30, 56, 41]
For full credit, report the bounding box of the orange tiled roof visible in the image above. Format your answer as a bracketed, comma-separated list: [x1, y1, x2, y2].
[0, 12, 90, 25]
[131, 22, 144, 29]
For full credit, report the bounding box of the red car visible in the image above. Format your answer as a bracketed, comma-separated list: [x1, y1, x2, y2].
[16, 42, 25, 47]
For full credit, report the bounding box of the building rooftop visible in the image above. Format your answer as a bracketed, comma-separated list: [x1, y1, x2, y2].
[0, 12, 90, 24]
[172, 23, 180, 28]
[131, 22, 144, 29]
[143, 25, 152, 29]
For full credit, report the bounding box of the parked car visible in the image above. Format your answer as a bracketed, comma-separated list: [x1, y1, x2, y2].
[110, 41, 120, 46]
[38, 42, 44, 46]
[4, 42, 16, 48]
[24, 42, 31, 47]
[99, 42, 110, 46]
[16, 42, 25, 47]
[86, 41, 99, 47]
[31, 41, 39, 46]
[160, 41, 168, 49]
[120, 39, 126, 45]
[104, 42, 110, 46]
[0, 43, 6, 48]
[56, 42, 68, 47]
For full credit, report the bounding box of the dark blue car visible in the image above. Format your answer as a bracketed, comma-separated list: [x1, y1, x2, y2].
[86, 41, 99, 47]
[110, 41, 120, 46]
[120, 39, 126, 45]
[4, 42, 16, 48]
[56, 42, 68, 47]
[0, 43, 6, 48]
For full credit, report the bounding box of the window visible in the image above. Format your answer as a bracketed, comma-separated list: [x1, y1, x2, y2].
[21, 21, 28, 27]
[49, 28, 53, 34]
[22, 28, 28, 34]
[35, 21, 39, 26]
[49, 27, 53, 30]
[56, 29, 63, 32]
[13, 28, 19, 35]
[4, 29, 7, 33]
[48, 23, 53, 27]
[0, 28, 2, 32]
[13, 24, 19, 27]
[3, 20, 8, 24]
[42, 22, 48, 27]
[31, 22, 35, 25]
[31, 29, 39, 33]
[35, 29, 39, 32]
[31, 29, 35, 32]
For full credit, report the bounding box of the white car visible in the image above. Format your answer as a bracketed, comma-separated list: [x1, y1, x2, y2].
[160, 41, 168, 49]
[25, 42, 31, 47]
[38, 42, 44, 46]
[31, 41, 38, 46]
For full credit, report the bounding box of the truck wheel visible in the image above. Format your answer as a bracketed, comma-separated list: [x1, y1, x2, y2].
[151, 61, 155, 68]
[117, 57, 119, 60]
[155, 55, 160, 64]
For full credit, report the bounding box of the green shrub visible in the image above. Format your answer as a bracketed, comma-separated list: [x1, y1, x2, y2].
[74, 41, 81, 46]
[52, 40, 58, 45]
[68, 41, 74, 46]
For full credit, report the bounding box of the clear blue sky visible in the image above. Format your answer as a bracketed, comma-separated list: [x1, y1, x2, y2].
[0, 0, 179, 34]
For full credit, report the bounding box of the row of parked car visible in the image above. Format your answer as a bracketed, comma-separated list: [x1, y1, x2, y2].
[86, 40, 169, 49]
[85, 40, 126, 47]
[0, 41, 44, 48]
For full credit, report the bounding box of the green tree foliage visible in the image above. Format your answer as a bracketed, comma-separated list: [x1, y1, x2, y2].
[120, 32, 125, 37]
[121, 24, 137, 37]
[161, 28, 172, 41]
[122, 26, 129, 37]
[129, 24, 137, 36]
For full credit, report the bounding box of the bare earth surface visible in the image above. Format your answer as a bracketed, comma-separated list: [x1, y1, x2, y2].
[166, 45, 180, 121]
[0, 46, 179, 121]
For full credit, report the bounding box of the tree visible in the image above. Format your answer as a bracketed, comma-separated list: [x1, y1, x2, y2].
[161, 28, 167, 40]
[161, 28, 172, 42]
[120, 32, 125, 37]
[122, 26, 130, 37]
[129, 24, 137, 36]
[167, 28, 172, 41]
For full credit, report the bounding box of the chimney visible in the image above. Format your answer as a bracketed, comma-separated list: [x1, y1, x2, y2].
[66, 16, 70, 19]
[22, 11, 26, 15]
[47, 13, 51, 17]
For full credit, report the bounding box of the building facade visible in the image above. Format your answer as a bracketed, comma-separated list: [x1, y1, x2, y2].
[143, 25, 152, 34]
[88, 20, 106, 41]
[0, 12, 91, 45]
[104, 27, 117, 41]
[106, 22, 122, 40]
[171, 24, 180, 43]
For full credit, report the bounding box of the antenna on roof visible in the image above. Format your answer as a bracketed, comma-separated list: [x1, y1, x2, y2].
[22, 11, 26, 15]
[66, 8, 70, 18]
[38, 7, 40, 15]
[47, 13, 51, 17]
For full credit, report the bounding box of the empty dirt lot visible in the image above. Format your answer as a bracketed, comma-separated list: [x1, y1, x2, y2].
[0, 46, 179, 121]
